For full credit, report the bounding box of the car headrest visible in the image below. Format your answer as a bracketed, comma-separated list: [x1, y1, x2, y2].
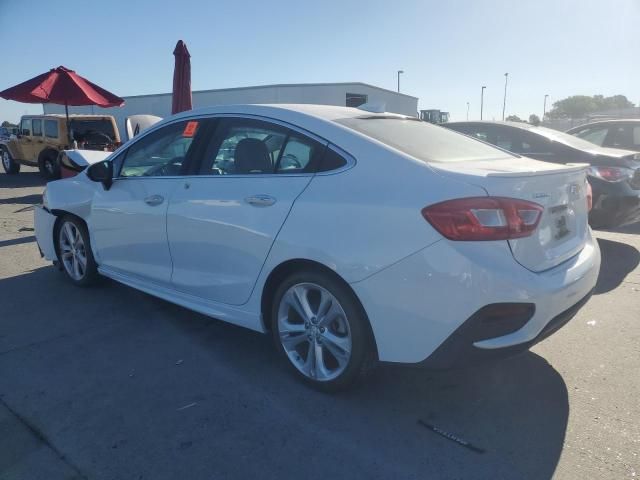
[234, 138, 272, 174]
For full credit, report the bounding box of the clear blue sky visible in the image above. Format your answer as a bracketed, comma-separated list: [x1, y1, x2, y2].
[1, 0, 637, 123]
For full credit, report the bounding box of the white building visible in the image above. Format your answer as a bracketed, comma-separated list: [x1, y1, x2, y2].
[44, 82, 418, 136]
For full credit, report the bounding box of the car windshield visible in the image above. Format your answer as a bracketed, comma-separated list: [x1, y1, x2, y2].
[335, 116, 515, 163]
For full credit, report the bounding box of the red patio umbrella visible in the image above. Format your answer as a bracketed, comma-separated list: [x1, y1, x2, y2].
[0, 66, 124, 142]
[172, 40, 192, 114]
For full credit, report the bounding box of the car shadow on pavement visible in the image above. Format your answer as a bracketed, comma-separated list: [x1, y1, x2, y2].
[600, 221, 640, 235]
[0, 172, 46, 189]
[0, 268, 569, 480]
[0, 194, 43, 205]
[0, 235, 35, 248]
[163, 300, 569, 479]
[595, 238, 640, 294]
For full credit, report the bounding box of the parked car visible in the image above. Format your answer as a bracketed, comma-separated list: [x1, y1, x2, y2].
[443, 121, 640, 228]
[567, 119, 640, 152]
[34, 105, 600, 391]
[1, 114, 120, 179]
[58, 149, 112, 178]
[0, 126, 13, 140]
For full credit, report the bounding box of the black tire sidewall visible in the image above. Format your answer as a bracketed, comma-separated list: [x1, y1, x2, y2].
[39, 153, 60, 180]
[54, 216, 99, 286]
[1, 147, 19, 174]
[270, 270, 373, 392]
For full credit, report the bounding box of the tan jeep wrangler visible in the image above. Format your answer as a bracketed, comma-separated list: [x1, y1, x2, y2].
[0, 114, 120, 179]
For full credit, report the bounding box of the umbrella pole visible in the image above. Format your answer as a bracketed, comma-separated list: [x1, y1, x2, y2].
[65, 102, 72, 147]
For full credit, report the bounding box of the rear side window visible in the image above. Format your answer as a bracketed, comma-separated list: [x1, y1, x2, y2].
[276, 135, 323, 173]
[573, 126, 609, 146]
[21, 118, 31, 136]
[32, 119, 42, 136]
[201, 120, 287, 175]
[606, 124, 640, 150]
[336, 117, 514, 163]
[44, 120, 58, 139]
[200, 118, 324, 175]
[318, 147, 349, 172]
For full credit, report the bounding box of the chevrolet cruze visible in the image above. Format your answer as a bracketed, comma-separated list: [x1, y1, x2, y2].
[34, 104, 600, 391]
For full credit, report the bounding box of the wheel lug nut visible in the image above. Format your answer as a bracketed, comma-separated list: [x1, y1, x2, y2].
[319, 327, 325, 333]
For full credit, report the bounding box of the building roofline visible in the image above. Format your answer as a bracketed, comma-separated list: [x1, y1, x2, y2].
[119, 82, 419, 101]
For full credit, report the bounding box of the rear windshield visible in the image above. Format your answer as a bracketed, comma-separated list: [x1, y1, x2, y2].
[69, 119, 116, 143]
[335, 116, 515, 163]
[530, 125, 615, 151]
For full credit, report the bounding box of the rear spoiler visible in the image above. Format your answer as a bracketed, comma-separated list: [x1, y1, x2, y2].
[485, 163, 590, 178]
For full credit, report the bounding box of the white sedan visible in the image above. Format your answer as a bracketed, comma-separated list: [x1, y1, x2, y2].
[34, 104, 601, 391]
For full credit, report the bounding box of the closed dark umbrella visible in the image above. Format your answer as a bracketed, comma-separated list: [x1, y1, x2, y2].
[0, 66, 124, 143]
[172, 40, 192, 114]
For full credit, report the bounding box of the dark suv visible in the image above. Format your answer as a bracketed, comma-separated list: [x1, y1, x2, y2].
[443, 121, 640, 228]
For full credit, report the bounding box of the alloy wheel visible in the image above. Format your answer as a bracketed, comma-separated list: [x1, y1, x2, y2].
[59, 222, 87, 281]
[277, 283, 352, 382]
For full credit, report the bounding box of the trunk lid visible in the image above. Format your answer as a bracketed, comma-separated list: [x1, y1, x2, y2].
[431, 157, 590, 272]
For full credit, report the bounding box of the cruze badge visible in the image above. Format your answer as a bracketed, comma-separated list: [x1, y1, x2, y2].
[568, 183, 581, 198]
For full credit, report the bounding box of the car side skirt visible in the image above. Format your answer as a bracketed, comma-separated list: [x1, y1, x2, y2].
[98, 266, 264, 332]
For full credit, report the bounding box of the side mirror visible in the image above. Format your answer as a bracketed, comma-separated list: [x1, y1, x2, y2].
[87, 160, 113, 190]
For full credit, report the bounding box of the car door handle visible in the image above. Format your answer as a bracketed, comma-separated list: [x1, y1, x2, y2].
[144, 194, 165, 206]
[245, 194, 276, 207]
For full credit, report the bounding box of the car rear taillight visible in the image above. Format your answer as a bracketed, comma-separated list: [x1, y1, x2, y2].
[422, 197, 543, 241]
[586, 181, 593, 211]
[589, 166, 633, 182]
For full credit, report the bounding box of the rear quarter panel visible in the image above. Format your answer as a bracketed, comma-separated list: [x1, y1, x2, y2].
[253, 134, 487, 291]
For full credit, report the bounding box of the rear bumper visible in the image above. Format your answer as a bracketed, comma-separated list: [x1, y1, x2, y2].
[351, 230, 601, 364]
[34, 205, 57, 261]
[419, 289, 593, 369]
[589, 181, 640, 228]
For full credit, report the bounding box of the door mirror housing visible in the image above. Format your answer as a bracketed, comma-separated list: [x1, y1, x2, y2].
[87, 160, 113, 190]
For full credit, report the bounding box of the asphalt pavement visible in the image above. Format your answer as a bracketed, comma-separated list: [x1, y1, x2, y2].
[1, 168, 638, 480]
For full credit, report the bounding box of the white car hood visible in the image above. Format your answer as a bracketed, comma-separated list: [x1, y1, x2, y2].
[63, 149, 111, 168]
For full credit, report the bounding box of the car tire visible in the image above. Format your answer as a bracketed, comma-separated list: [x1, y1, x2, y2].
[271, 270, 376, 392]
[54, 216, 100, 286]
[1, 146, 20, 174]
[39, 152, 60, 180]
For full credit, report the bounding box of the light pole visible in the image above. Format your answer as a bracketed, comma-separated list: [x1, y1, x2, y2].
[397, 70, 404, 93]
[480, 86, 486, 120]
[466, 102, 470, 120]
[502, 72, 509, 121]
[543, 94, 549, 121]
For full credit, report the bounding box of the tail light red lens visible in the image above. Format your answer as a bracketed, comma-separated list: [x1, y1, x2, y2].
[589, 166, 633, 182]
[422, 197, 544, 241]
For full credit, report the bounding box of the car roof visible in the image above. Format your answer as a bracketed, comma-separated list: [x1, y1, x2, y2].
[153, 104, 413, 144]
[566, 119, 640, 130]
[445, 120, 638, 157]
[22, 114, 115, 119]
[446, 120, 538, 131]
[171, 103, 408, 123]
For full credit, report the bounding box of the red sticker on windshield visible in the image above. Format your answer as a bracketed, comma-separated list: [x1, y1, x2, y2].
[183, 121, 199, 137]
